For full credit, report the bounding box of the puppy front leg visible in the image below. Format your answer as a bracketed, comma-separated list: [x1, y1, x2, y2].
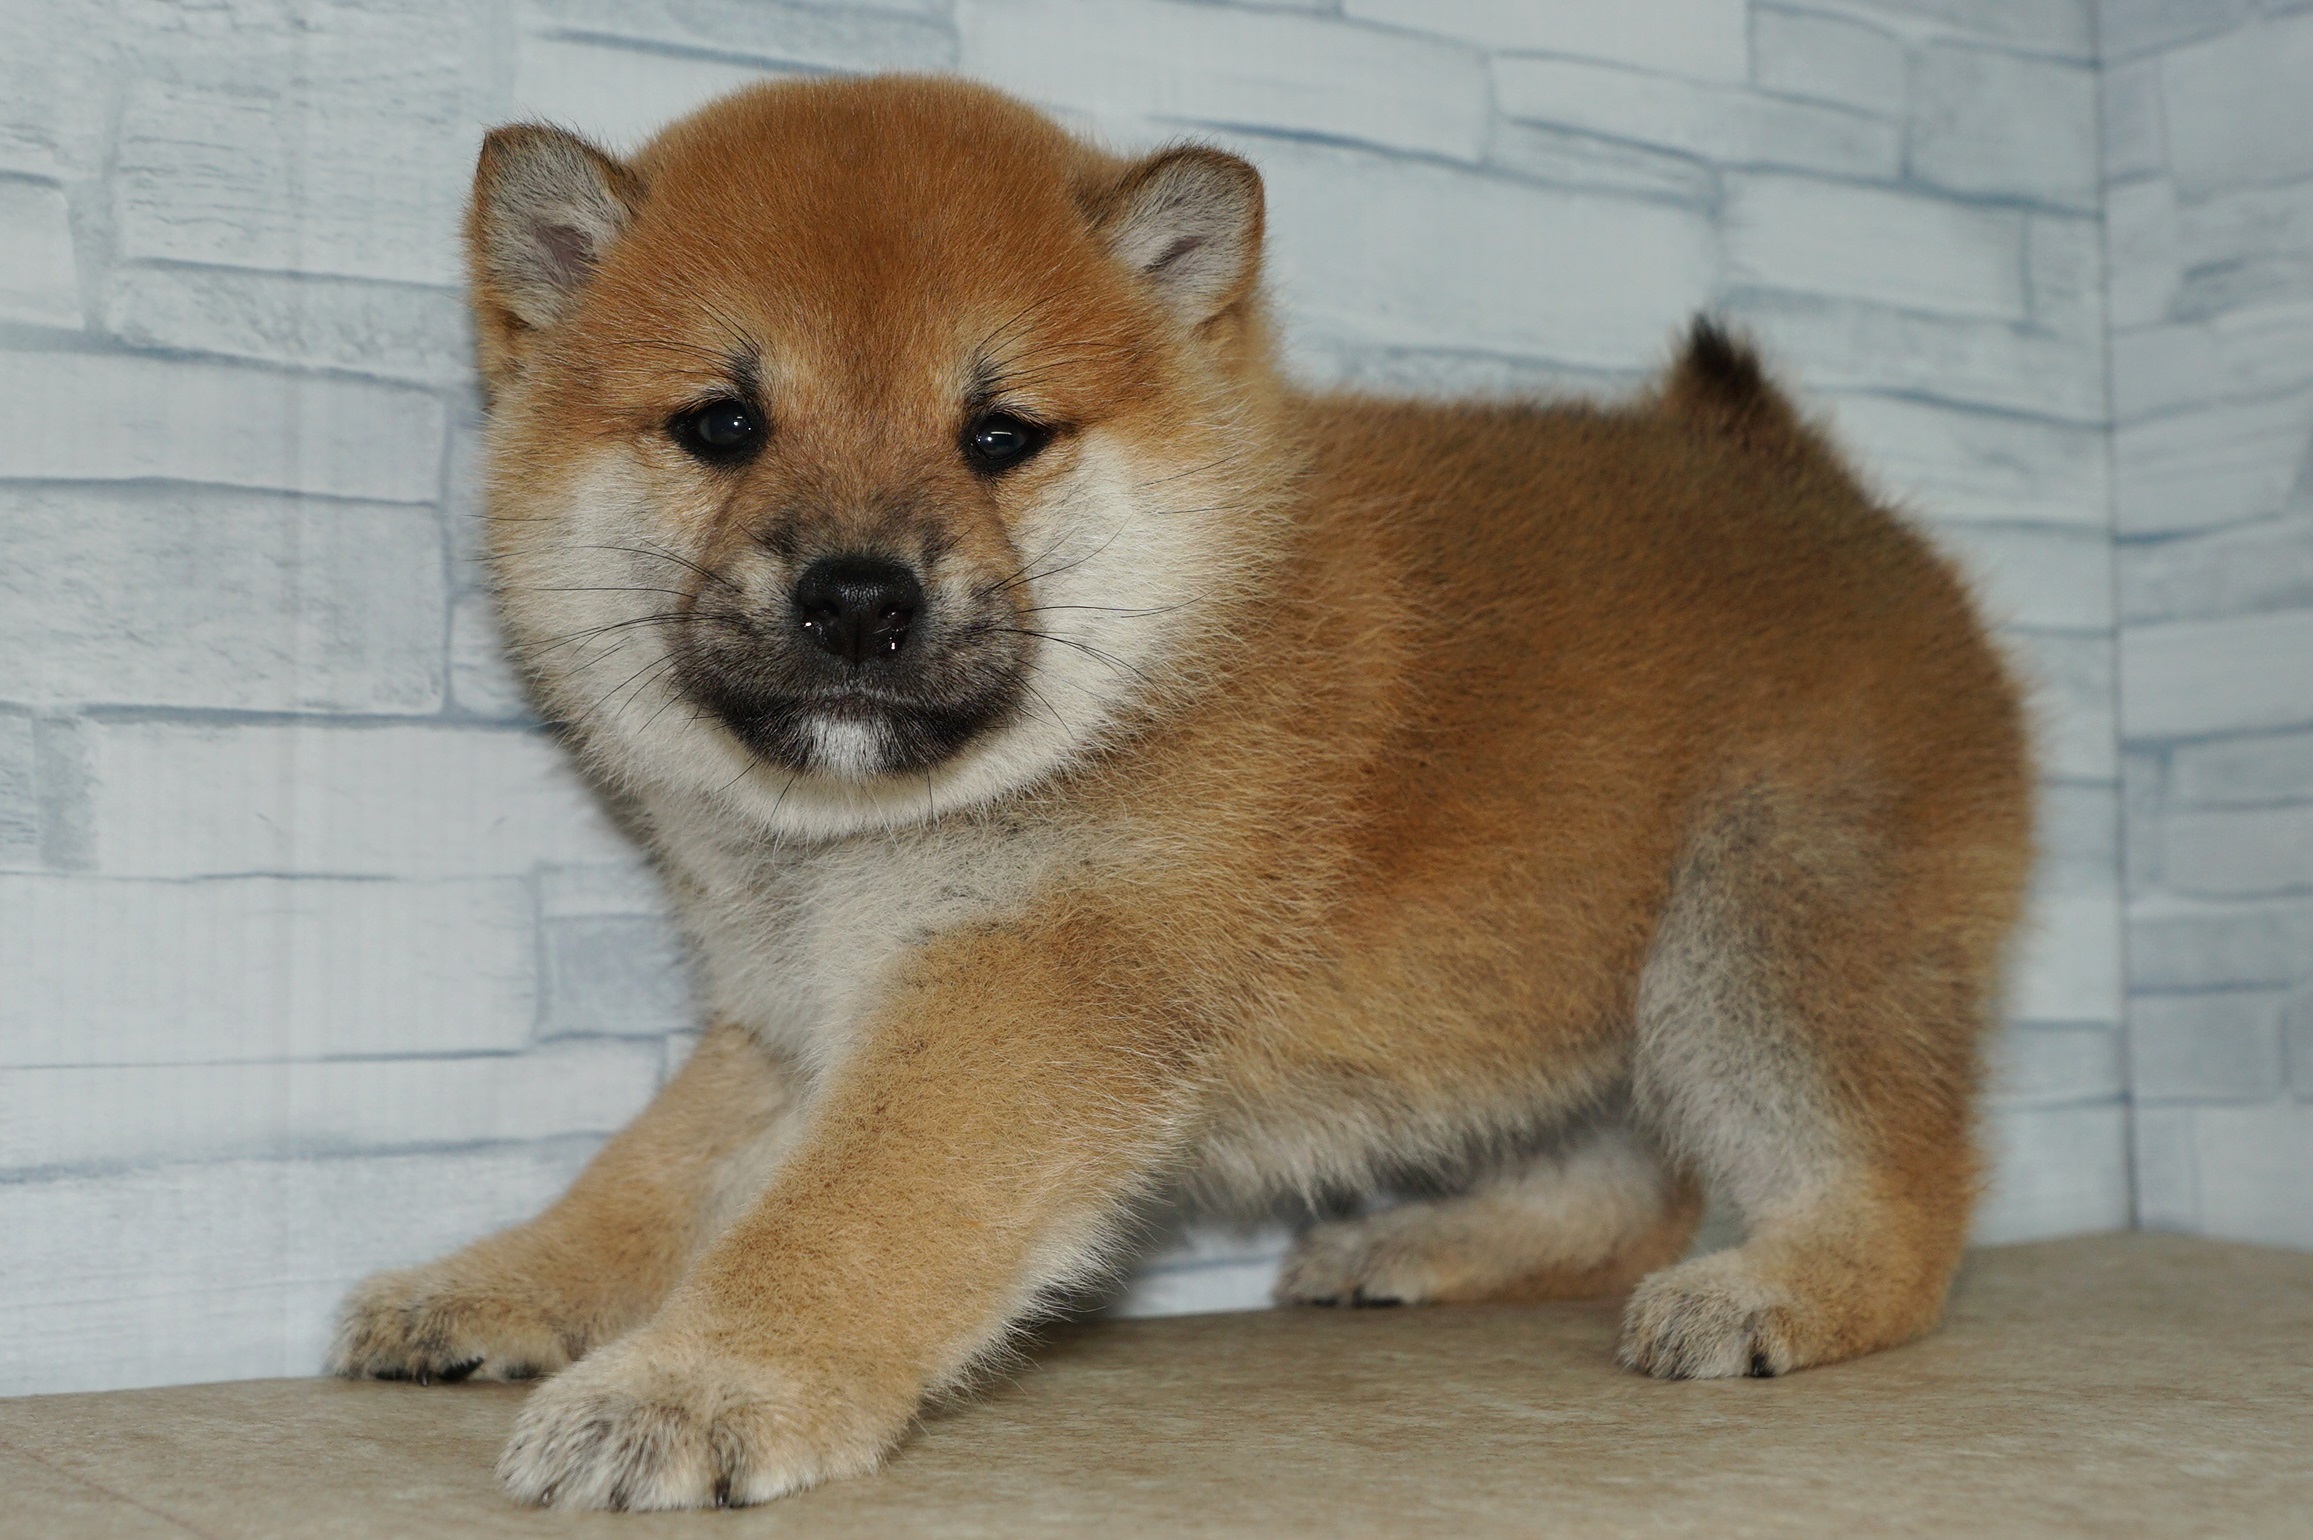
[497, 925, 1189, 1510]
[333, 1022, 799, 1383]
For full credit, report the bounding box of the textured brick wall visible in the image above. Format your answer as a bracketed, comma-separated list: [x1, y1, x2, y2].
[2103, 1, 2313, 1251]
[0, 0, 2266, 1397]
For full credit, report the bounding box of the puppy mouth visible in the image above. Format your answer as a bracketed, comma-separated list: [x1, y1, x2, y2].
[680, 671, 1018, 781]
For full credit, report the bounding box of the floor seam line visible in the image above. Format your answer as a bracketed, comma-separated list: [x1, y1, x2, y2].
[0, 1422, 223, 1540]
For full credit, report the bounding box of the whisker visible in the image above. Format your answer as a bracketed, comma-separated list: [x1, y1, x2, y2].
[975, 519, 1086, 602]
[988, 517, 1134, 598]
[505, 584, 699, 599]
[979, 348, 1140, 392]
[601, 335, 734, 366]
[975, 287, 1064, 357]
[519, 611, 688, 659]
[581, 651, 682, 722]
[1130, 448, 1247, 492]
[694, 297, 759, 360]
[985, 627, 1156, 686]
[585, 542, 746, 595]
[765, 768, 799, 824]
[611, 655, 686, 724]
[557, 632, 636, 677]
[975, 489, 1129, 602]
[1012, 598, 1201, 619]
[1017, 677, 1072, 734]
[635, 681, 695, 735]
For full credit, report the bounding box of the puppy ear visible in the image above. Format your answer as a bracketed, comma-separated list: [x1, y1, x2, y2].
[465, 124, 643, 382]
[1093, 146, 1264, 329]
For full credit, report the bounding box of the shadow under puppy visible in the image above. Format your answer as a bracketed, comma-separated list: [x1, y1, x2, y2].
[332, 74, 2033, 1510]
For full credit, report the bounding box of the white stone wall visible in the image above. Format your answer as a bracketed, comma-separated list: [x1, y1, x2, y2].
[2103, 1, 2313, 1251]
[0, 0, 2259, 1398]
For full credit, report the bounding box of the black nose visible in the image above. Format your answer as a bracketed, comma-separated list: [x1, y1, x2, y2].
[792, 555, 923, 666]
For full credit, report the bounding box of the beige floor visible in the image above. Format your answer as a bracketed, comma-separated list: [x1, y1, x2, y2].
[1, 1234, 2307, 1538]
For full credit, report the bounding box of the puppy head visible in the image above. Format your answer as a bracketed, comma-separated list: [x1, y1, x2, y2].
[467, 77, 1285, 839]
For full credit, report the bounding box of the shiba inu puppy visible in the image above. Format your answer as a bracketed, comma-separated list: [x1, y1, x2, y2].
[331, 76, 2033, 1510]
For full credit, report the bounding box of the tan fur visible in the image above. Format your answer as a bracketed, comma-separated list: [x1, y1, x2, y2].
[1276, 1126, 1705, 1306]
[333, 76, 2034, 1509]
[332, 1022, 796, 1384]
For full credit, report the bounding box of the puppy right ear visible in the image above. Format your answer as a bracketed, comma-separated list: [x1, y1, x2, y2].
[465, 124, 643, 388]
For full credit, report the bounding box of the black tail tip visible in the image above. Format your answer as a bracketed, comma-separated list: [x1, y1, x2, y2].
[1663, 316, 1801, 450]
[1677, 316, 1770, 410]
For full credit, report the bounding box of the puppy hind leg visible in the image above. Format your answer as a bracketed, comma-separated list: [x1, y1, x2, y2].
[1622, 790, 1992, 1379]
[1276, 1123, 1703, 1308]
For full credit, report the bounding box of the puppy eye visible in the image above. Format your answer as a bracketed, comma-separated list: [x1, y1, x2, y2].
[671, 398, 763, 463]
[963, 411, 1049, 474]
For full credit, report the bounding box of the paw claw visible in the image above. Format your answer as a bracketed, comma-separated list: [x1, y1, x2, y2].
[1619, 1254, 1795, 1380]
[496, 1332, 892, 1511]
[331, 1265, 586, 1385]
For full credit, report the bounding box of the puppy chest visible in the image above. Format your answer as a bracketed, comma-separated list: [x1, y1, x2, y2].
[682, 826, 1062, 1058]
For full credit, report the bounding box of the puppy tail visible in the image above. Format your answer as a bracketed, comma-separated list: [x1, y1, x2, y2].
[1659, 317, 1809, 458]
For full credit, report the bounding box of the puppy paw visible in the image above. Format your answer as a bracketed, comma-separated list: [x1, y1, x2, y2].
[330, 1263, 587, 1385]
[1275, 1212, 1438, 1308]
[497, 1330, 894, 1510]
[1617, 1252, 1796, 1379]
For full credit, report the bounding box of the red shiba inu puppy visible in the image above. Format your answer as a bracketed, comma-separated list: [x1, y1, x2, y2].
[332, 76, 2032, 1509]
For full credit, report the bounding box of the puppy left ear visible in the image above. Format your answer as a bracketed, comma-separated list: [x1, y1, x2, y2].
[1093, 146, 1264, 329]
